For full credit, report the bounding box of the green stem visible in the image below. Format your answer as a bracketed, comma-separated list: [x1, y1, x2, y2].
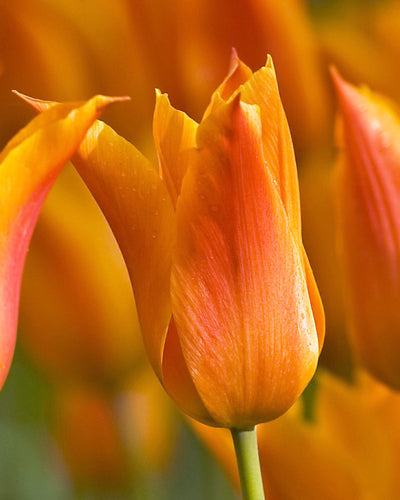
[231, 427, 265, 500]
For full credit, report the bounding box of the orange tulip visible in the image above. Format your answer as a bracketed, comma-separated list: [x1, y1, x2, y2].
[333, 71, 400, 389]
[20, 54, 324, 429]
[0, 94, 121, 389]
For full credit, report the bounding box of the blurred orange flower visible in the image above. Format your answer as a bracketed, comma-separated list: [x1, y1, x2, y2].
[1, 0, 329, 156]
[53, 385, 130, 490]
[333, 71, 400, 389]
[52, 368, 177, 490]
[0, 94, 119, 389]
[24, 54, 324, 428]
[193, 369, 400, 499]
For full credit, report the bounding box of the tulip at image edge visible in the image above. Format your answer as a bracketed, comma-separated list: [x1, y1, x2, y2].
[333, 68, 400, 390]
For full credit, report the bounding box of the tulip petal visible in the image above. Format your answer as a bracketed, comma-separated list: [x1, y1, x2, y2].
[333, 71, 400, 388]
[71, 122, 176, 381]
[0, 94, 116, 388]
[171, 96, 319, 428]
[162, 319, 214, 425]
[237, 58, 302, 246]
[203, 48, 253, 120]
[153, 90, 197, 206]
[302, 247, 325, 353]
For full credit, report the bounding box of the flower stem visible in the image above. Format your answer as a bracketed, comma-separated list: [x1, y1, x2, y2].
[231, 427, 265, 500]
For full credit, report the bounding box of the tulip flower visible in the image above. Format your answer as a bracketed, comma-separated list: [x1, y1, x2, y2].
[21, 53, 324, 498]
[333, 71, 400, 389]
[0, 94, 122, 389]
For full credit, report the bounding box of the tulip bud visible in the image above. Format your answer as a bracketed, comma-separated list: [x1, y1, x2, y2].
[333, 70, 400, 389]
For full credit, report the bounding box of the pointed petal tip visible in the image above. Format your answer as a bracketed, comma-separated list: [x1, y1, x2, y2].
[155, 89, 170, 103]
[266, 54, 275, 70]
[329, 69, 364, 122]
[329, 66, 350, 98]
[12, 90, 54, 112]
[228, 47, 239, 72]
[13, 91, 130, 112]
[329, 67, 360, 106]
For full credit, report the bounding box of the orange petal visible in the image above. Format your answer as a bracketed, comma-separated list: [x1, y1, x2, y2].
[202, 58, 302, 248]
[0, 94, 117, 388]
[302, 247, 325, 354]
[161, 319, 214, 425]
[71, 122, 175, 381]
[236, 58, 302, 246]
[171, 96, 319, 428]
[333, 71, 400, 389]
[153, 90, 197, 207]
[203, 48, 253, 120]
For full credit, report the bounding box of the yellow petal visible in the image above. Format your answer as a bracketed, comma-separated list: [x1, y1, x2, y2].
[72, 122, 175, 381]
[153, 90, 197, 207]
[0, 94, 117, 388]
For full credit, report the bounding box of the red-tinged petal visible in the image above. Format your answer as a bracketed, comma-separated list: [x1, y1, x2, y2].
[153, 90, 197, 207]
[333, 71, 400, 389]
[71, 122, 175, 381]
[234, 58, 302, 247]
[0, 95, 118, 388]
[171, 97, 319, 428]
[203, 48, 253, 120]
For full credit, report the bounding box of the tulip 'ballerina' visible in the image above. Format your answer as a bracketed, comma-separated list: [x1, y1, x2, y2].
[21, 54, 324, 429]
[0, 94, 122, 389]
[333, 70, 400, 390]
